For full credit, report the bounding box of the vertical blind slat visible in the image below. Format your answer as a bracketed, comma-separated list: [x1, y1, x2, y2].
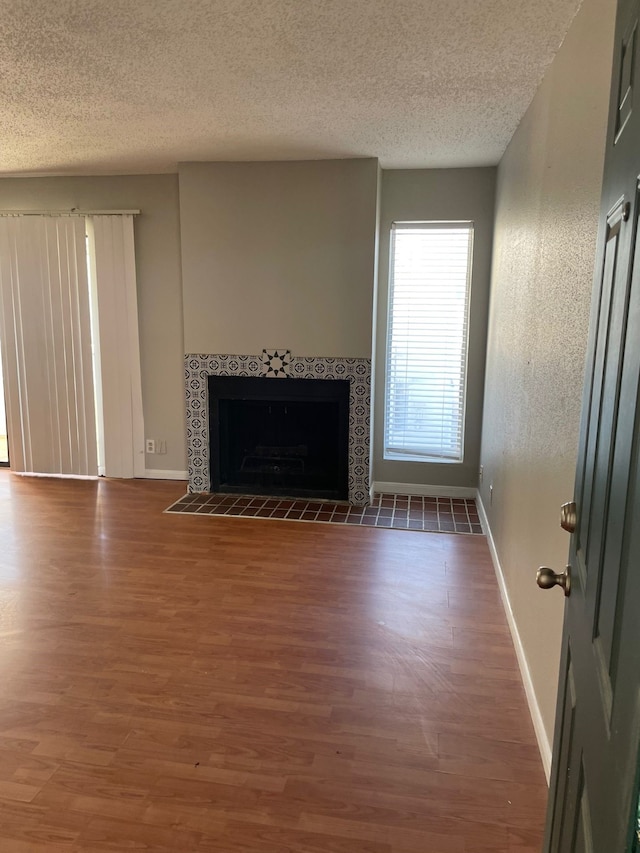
[88, 214, 145, 479]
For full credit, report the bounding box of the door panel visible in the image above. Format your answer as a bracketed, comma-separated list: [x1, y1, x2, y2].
[573, 773, 594, 853]
[549, 656, 577, 850]
[578, 203, 622, 572]
[544, 0, 640, 849]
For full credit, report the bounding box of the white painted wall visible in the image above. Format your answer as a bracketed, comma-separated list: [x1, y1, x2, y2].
[479, 0, 617, 769]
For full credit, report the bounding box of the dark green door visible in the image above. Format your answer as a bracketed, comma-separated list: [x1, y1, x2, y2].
[543, 0, 640, 849]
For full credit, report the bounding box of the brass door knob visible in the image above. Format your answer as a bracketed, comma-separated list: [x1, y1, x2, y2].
[560, 501, 577, 533]
[537, 566, 571, 597]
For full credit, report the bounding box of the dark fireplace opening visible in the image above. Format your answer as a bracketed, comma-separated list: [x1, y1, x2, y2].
[208, 376, 350, 500]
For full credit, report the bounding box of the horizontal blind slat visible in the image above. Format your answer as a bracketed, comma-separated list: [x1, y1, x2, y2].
[384, 222, 473, 463]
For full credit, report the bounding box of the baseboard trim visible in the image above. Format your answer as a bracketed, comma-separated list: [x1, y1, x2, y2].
[143, 469, 188, 481]
[13, 470, 190, 483]
[372, 481, 476, 498]
[13, 471, 99, 480]
[476, 490, 553, 783]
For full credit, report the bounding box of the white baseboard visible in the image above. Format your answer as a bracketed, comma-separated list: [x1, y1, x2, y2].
[476, 490, 553, 783]
[372, 481, 476, 498]
[13, 469, 190, 483]
[13, 471, 99, 480]
[143, 469, 188, 481]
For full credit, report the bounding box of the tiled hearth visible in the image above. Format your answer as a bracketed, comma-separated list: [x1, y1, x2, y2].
[184, 353, 371, 504]
[166, 492, 483, 535]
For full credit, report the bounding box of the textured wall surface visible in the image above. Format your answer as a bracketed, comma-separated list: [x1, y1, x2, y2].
[479, 0, 617, 747]
[373, 168, 496, 489]
[179, 159, 379, 359]
[0, 175, 186, 473]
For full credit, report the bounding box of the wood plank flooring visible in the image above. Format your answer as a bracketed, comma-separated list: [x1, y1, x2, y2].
[0, 472, 547, 852]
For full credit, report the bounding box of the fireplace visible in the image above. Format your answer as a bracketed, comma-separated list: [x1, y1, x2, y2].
[209, 376, 349, 499]
[184, 353, 371, 505]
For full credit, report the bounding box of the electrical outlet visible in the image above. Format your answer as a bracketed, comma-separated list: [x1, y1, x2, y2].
[479, 465, 483, 483]
[145, 439, 155, 454]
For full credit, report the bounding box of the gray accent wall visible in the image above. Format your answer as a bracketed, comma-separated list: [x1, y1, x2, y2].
[178, 159, 379, 358]
[0, 163, 497, 491]
[373, 168, 496, 489]
[6, 161, 502, 486]
[479, 0, 616, 752]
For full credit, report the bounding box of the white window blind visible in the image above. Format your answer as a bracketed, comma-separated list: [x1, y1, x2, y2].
[384, 222, 473, 462]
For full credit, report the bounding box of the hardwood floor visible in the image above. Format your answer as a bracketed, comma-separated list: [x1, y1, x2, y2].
[0, 472, 547, 852]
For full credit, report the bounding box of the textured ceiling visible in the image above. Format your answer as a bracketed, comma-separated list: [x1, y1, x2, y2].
[0, 0, 583, 175]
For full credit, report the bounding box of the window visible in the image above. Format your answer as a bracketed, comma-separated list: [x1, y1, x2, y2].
[384, 221, 473, 463]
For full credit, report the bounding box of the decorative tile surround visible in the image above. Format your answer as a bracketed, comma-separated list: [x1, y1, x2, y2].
[261, 349, 292, 377]
[184, 353, 372, 504]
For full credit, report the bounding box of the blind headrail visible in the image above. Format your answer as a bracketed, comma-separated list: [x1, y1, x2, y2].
[391, 220, 472, 230]
[0, 209, 141, 217]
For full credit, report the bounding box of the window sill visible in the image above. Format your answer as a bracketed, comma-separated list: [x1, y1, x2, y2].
[383, 452, 463, 464]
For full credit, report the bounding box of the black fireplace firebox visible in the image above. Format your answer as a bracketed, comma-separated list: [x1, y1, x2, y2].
[208, 376, 350, 500]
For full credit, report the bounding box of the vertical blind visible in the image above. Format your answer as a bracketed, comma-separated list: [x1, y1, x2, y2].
[0, 216, 98, 475]
[384, 222, 473, 462]
[0, 213, 144, 479]
[87, 214, 145, 478]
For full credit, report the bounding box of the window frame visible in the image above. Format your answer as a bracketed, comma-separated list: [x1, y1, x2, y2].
[383, 220, 474, 464]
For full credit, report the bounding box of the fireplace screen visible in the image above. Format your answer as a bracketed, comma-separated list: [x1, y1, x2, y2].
[208, 376, 350, 500]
